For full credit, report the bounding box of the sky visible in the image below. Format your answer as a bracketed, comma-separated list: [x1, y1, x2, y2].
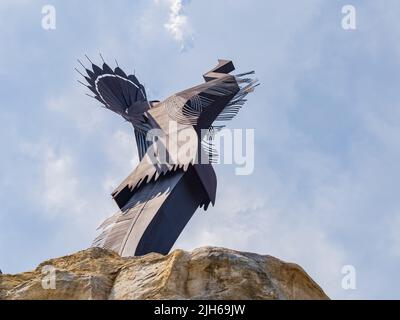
[0, 0, 400, 299]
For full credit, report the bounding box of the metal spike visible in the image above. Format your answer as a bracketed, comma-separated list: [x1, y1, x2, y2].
[85, 93, 96, 98]
[74, 68, 86, 78]
[77, 79, 89, 87]
[77, 59, 86, 69]
[99, 53, 105, 63]
[85, 54, 94, 64]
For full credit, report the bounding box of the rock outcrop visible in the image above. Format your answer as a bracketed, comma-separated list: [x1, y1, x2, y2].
[0, 247, 328, 300]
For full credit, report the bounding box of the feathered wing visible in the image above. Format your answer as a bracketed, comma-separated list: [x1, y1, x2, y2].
[77, 58, 153, 160]
[77, 58, 148, 120]
[216, 71, 259, 121]
[162, 60, 259, 162]
[163, 64, 258, 127]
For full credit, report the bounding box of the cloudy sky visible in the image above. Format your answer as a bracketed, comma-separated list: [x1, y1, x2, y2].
[1, 0, 400, 299]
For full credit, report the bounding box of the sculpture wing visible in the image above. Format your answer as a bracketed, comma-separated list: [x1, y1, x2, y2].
[77, 59, 148, 121]
[163, 60, 258, 126]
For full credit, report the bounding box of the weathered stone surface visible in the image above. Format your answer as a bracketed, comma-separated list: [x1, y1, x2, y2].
[0, 247, 328, 300]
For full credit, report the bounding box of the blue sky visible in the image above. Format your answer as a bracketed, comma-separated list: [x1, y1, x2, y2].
[1, 0, 400, 299]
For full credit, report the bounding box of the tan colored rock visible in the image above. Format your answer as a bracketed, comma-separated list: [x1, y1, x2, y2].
[0, 247, 328, 300]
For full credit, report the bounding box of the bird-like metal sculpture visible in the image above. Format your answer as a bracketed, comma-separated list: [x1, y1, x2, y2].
[77, 57, 258, 257]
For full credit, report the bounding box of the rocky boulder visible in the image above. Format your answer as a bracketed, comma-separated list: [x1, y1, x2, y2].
[0, 247, 328, 300]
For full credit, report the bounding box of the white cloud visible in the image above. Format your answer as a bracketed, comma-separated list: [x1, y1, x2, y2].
[20, 142, 88, 219]
[46, 88, 107, 134]
[41, 148, 84, 215]
[19, 139, 116, 232]
[156, 0, 194, 51]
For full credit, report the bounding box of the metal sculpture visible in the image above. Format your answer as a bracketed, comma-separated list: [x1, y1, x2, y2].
[77, 57, 258, 256]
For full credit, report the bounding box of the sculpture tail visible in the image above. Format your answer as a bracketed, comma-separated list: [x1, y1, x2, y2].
[92, 166, 210, 256]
